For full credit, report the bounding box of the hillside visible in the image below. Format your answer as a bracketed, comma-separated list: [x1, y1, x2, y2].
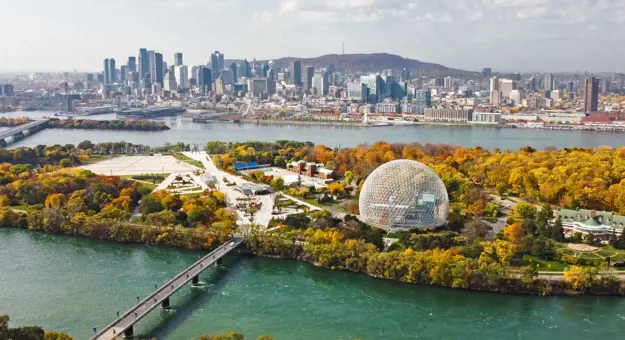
[266, 53, 473, 75]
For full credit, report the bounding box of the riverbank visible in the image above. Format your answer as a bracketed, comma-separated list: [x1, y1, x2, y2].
[238, 118, 369, 127]
[9, 221, 616, 297]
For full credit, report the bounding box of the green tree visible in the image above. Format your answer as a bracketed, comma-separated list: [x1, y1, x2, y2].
[535, 204, 552, 236]
[59, 158, 72, 168]
[519, 265, 537, 288]
[515, 202, 537, 220]
[344, 170, 354, 186]
[258, 336, 274, 340]
[270, 177, 284, 191]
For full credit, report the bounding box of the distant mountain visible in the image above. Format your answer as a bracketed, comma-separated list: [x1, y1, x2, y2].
[261, 53, 473, 76]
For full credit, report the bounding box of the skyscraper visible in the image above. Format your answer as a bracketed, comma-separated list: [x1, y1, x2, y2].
[196, 66, 212, 95]
[138, 48, 150, 81]
[174, 53, 183, 66]
[230, 62, 238, 82]
[489, 76, 498, 92]
[103, 59, 110, 85]
[210, 51, 223, 79]
[544, 73, 554, 91]
[174, 65, 188, 89]
[291, 60, 302, 86]
[601, 78, 609, 95]
[127, 57, 137, 73]
[584, 77, 599, 113]
[313, 71, 329, 96]
[103, 58, 116, 85]
[148, 51, 164, 86]
[481, 68, 492, 78]
[303, 66, 314, 93]
[120, 65, 128, 83]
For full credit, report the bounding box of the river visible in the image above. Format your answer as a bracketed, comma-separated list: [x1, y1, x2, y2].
[1, 229, 624, 339]
[2, 111, 625, 150]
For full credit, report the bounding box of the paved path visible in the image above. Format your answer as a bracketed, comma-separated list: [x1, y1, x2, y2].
[92, 237, 243, 340]
[280, 193, 322, 211]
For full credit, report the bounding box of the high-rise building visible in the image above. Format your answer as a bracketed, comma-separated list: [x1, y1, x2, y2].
[0, 84, 14, 96]
[230, 62, 238, 82]
[544, 73, 554, 91]
[174, 53, 183, 66]
[196, 66, 212, 94]
[127, 57, 137, 73]
[313, 71, 329, 96]
[210, 51, 224, 79]
[401, 68, 411, 81]
[138, 48, 150, 81]
[174, 66, 188, 89]
[242, 59, 251, 78]
[103, 59, 110, 85]
[489, 76, 498, 92]
[147, 51, 164, 86]
[164, 66, 177, 92]
[361, 74, 384, 103]
[303, 66, 314, 93]
[584, 77, 599, 113]
[601, 78, 609, 95]
[415, 90, 432, 107]
[290, 60, 302, 86]
[490, 90, 502, 107]
[499, 79, 517, 98]
[509, 90, 522, 106]
[481, 68, 492, 78]
[220, 69, 234, 85]
[511, 73, 522, 81]
[444, 76, 453, 88]
[103, 58, 116, 85]
[120, 65, 128, 83]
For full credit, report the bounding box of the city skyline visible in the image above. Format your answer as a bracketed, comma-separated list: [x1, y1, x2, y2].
[1, 0, 625, 73]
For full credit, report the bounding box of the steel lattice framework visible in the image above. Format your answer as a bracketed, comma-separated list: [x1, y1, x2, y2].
[359, 160, 449, 231]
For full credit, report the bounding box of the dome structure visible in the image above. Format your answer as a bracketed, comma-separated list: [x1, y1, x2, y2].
[358, 160, 449, 231]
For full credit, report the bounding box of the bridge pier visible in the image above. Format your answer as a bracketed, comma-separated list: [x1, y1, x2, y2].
[161, 297, 170, 309]
[192, 275, 200, 286]
[124, 326, 134, 338]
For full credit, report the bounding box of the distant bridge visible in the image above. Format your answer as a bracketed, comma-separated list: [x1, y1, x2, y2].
[90, 237, 244, 340]
[0, 119, 50, 146]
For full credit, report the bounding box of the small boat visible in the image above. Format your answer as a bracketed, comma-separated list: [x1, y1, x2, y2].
[370, 122, 391, 127]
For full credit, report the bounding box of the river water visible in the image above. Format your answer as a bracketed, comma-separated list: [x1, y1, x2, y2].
[1, 229, 624, 340]
[2, 111, 625, 150]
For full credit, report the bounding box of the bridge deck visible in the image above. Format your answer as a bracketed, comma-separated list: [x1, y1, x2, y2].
[0, 120, 49, 139]
[91, 237, 244, 340]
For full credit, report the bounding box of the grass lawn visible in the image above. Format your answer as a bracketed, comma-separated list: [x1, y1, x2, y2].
[10, 205, 30, 211]
[172, 153, 205, 169]
[180, 192, 203, 199]
[81, 154, 119, 164]
[522, 255, 569, 271]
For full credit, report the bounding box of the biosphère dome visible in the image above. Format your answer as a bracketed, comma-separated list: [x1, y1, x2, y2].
[358, 160, 449, 231]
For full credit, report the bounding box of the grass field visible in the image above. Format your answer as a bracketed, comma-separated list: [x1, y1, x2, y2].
[81, 154, 119, 164]
[172, 153, 204, 169]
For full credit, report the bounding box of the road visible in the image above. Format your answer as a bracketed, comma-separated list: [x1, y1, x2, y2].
[182, 151, 275, 228]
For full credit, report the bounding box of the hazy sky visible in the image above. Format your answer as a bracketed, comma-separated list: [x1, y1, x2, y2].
[1, 0, 624, 73]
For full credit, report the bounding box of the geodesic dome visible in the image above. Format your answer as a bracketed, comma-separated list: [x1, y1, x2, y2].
[358, 160, 449, 231]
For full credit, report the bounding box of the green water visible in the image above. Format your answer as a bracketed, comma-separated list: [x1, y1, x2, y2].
[1, 229, 624, 340]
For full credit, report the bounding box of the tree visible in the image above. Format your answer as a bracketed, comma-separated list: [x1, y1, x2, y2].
[503, 224, 524, 246]
[59, 158, 72, 168]
[583, 233, 595, 245]
[258, 336, 274, 340]
[550, 216, 565, 241]
[344, 170, 354, 186]
[198, 331, 245, 340]
[462, 218, 492, 243]
[270, 177, 284, 191]
[519, 265, 537, 288]
[514, 202, 537, 220]
[564, 266, 592, 291]
[535, 204, 553, 236]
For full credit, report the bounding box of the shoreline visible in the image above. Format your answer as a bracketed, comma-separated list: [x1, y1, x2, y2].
[6, 225, 614, 297]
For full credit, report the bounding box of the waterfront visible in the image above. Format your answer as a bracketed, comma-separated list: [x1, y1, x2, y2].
[2, 111, 625, 150]
[2, 229, 625, 339]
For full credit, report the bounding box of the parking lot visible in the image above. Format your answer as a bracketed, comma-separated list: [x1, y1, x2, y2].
[81, 155, 198, 176]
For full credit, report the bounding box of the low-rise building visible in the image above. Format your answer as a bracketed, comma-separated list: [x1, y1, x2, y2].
[555, 208, 625, 241]
[471, 112, 501, 124]
[424, 108, 473, 122]
[286, 160, 335, 179]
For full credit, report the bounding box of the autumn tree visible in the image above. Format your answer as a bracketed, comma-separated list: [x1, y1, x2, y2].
[503, 224, 525, 246]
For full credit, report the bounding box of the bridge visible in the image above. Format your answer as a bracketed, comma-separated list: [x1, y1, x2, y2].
[90, 237, 244, 340]
[0, 119, 49, 146]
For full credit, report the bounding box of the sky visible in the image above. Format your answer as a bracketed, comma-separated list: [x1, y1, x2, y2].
[0, 0, 624, 73]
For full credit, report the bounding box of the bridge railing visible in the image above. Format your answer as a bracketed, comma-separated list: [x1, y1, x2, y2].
[90, 237, 243, 339]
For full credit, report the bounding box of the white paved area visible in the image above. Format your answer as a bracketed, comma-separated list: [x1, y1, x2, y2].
[182, 151, 276, 228]
[81, 155, 198, 176]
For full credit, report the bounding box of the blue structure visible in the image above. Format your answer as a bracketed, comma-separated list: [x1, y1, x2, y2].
[233, 161, 264, 171]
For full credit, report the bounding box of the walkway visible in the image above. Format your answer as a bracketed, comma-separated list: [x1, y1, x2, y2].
[91, 237, 244, 340]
